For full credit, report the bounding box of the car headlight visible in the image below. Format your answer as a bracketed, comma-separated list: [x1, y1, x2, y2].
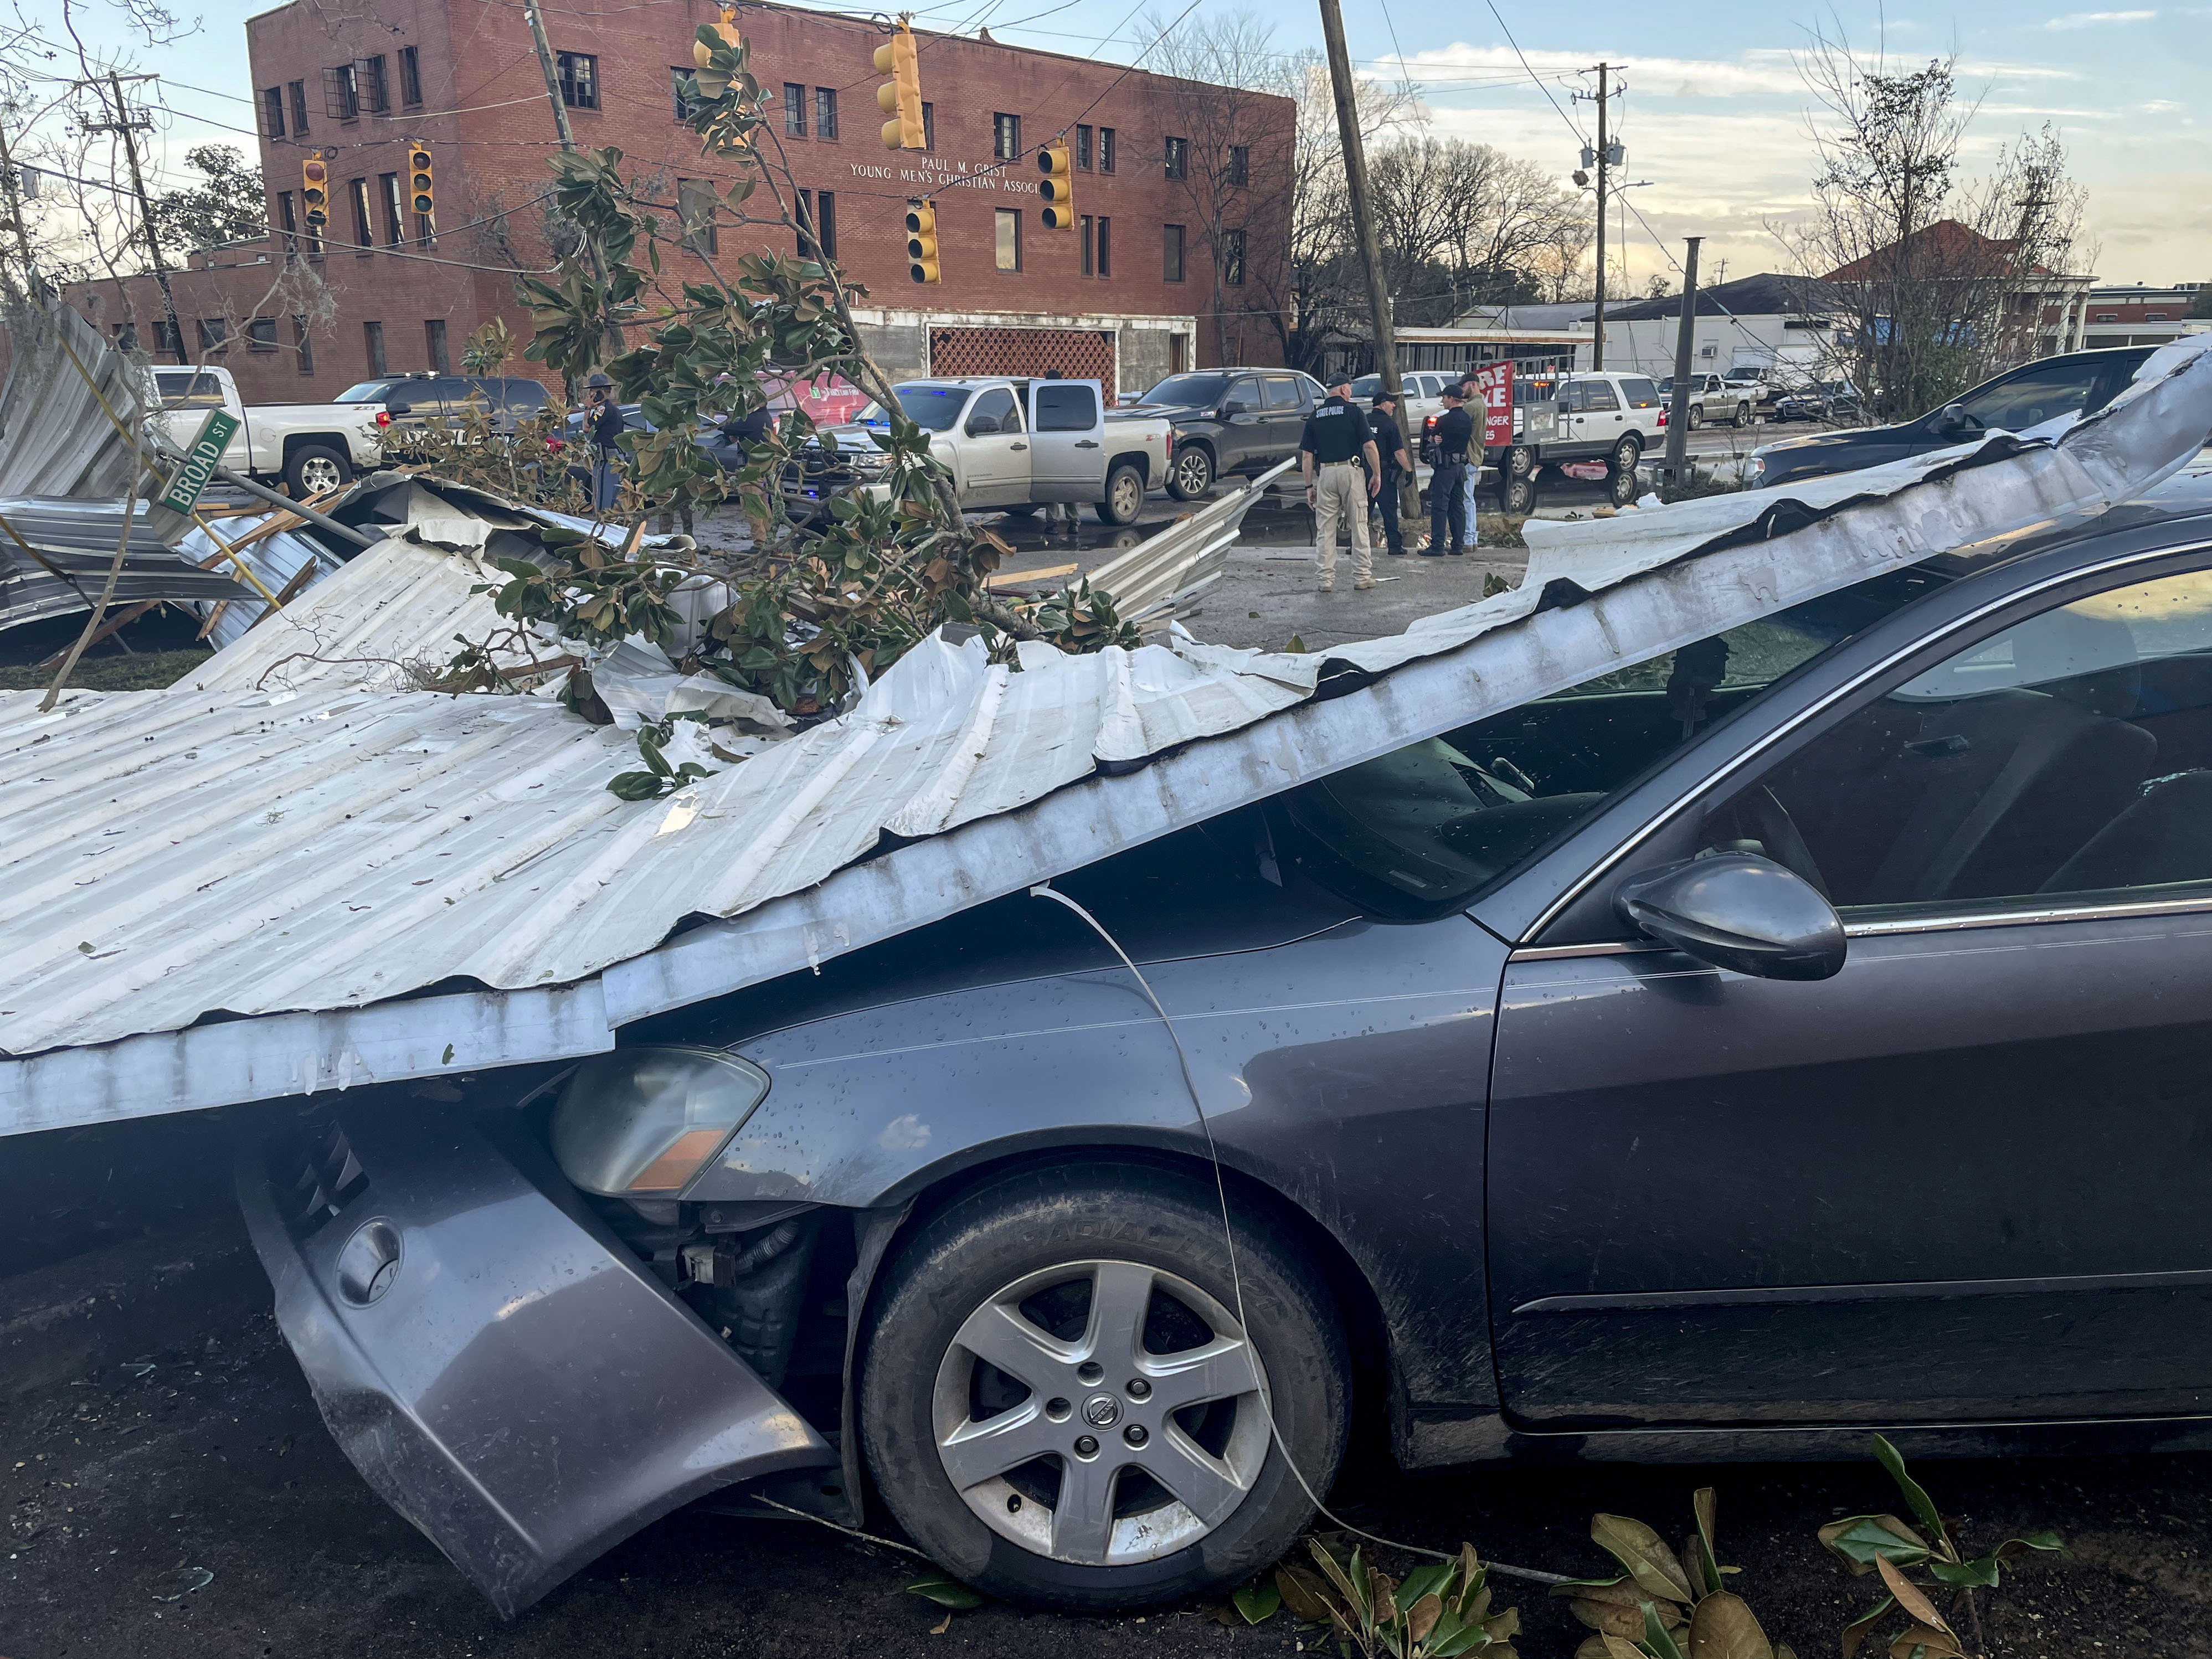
[549, 1048, 771, 1197]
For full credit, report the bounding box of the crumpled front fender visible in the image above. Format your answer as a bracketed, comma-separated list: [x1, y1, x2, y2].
[236, 1105, 835, 1617]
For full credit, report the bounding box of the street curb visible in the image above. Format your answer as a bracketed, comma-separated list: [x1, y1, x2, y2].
[0, 1212, 267, 1402]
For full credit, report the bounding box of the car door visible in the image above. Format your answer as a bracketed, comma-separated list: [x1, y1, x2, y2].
[1261, 375, 1308, 465]
[1481, 550, 2212, 1428]
[1582, 377, 1626, 452]
[958, 385, 1028, 506]
[1027, 379, 1103, 502]
[1217, 375, 1265, 472]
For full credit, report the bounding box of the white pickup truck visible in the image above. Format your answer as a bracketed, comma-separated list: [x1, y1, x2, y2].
[790, 378, 1174, 525]
[150, 365, 384, 497]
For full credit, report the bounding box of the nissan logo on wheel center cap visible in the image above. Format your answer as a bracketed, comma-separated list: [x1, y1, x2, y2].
[1081, 1393, 1122, 1428]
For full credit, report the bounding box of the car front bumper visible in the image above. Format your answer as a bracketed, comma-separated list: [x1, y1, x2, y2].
[236, 1105, 835, 1617]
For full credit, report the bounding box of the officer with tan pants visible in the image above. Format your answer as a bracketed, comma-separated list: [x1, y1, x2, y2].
[1299, 378, 1381, 592]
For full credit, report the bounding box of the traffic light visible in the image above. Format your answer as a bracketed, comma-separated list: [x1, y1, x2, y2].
[300, 153, 329, 229]
[905, 199, 940, 284]
[406, 142, 433, 217]
[873, 22, 923, 150]
[1037, 143, 1073, 230]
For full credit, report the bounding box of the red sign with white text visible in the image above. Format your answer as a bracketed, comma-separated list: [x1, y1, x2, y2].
[1477, 362, 1514, 449]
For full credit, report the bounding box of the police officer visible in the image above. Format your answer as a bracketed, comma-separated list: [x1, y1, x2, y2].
[583, 370, 624, 513]
[1298, 377, 1381, 592]
[1366, 388, 1412, 557]
[1428, 386, 1476, 555]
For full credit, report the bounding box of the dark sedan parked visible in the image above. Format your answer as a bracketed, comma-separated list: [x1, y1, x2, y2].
[240, 468, 2212, 1617]
[1755, 346, 2154, 487]
[1115, 368, 1329, 500]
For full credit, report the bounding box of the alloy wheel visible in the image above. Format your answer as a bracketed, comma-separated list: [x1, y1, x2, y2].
[930, 1259, 1270, 1567]
[300, 455, 344, 494]
[1109, 470, 1144, 523]
[1172, 448, 1212, 499]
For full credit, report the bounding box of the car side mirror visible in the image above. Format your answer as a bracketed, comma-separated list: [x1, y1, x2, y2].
[1928, 403, 1969, 436]
[965, 414, 1000, 436]
[388, 401, 413, 415]
[1221, 399, 1252, 416]
[1613, 852, 1846, 981]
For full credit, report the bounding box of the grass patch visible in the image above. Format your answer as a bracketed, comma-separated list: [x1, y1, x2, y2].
[0, 647, 214, 693]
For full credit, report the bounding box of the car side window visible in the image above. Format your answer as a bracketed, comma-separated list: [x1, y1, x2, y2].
[1582, 380, 1622, 412]
[502, 378, 549, 413]
[1555, 383, 1585, 414]
[1704, 566, 2212, 915]
[970, 387, 1017, 431]
[1619, 377, 1661, 409]
[1225, 377, 1259, 411]
[1033, 383, 1098, 431]
[1954, 362, 2101, 433]
[1262, 377, 1302, 411]
[155, 372, 227, 409]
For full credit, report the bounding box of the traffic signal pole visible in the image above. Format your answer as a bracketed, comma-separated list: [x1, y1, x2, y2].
[521, 0, 624, 351]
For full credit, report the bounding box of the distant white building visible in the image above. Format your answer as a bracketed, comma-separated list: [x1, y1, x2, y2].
[2081, 285, 2210, 351]
[1565, 274, 1849, 380]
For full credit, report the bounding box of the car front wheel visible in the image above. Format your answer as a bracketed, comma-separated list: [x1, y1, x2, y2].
[860, 1164, 1347, 1611]
[1609, 435, 1643, 473]
[285, 443, 352, 498]
[1732, 402, 1752, 428]
[1686, 404, 1704, 430]
[1097, 462, 1145, 525]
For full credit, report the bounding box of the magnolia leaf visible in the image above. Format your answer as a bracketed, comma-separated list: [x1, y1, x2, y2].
[1601, 1640, 1645, 1659]
[1642, 1603, 1690, 1659]
[1925, 1556, 2000, 1589]
[1406, 1593, 1444, 1646]
[1276, 1563, 1334, 1624]
[1819, 1516, 1932, 1575]
[1483, 1608, 1520, 1639]
[1994, 1532, 2064, 1561]
[1871, 1436, 1948, 1548]
[1839, 1601, 1895, 1659]
[1568, 1599, 1660, 1639]
[905, 1575, 985, 1609]
[1399, 1565, 1454, 1609]
[1231, 1579, 1281, 1625]
[1874, 1557, 1951, 1637]
[1886, 1625, 1967, 1659]
[1309, 1539, 1366, 1620]
[1686, 1592, 1772, 1659]
[1369, 1565, 1398, 1625]
[1592, 1515, 1695, 1603]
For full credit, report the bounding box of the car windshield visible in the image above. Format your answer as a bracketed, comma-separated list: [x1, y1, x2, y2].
[1140, 373, 1231, 407]
[1350, 375, 1384, 399]
[334, 380, 407, 403]
[855, 386, 973, 432]
[1275, 565, 1949, 916]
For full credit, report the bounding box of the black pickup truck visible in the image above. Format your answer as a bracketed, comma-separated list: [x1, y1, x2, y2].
[1112, 368, 1331, 500]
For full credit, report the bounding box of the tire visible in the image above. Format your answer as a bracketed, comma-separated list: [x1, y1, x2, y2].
[1606, 465, 1638, 507]
[1096, 462, 1145, 525]
[1497, 473, 1536, 516]
[1686, 404, 1704, 430]
[1504, 445, 1536, 479]
[860, 1163, 1349, 1612]
[1609, 435, 1642, 474]
[1732, 402, 1752, 429]
[1166, 444, 1214, 502]
[1001, 504, 1041, 518]
[285, 442, 352, 498]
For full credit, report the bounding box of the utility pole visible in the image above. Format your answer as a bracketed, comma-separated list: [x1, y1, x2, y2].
[521, 0, 625, 351]
[1591, 62, 1608, 371]
[1663, 236, 1701, 487]
[1317, 0, 1402, 409]
[80, 73, 182, 363]
[0, 116, 36, 295]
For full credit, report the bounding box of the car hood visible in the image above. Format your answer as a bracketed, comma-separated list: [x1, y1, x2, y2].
[1757, 420, 1913, 457]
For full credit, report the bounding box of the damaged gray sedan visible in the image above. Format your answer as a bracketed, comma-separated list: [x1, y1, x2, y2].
[238, 456, 2212, 1616]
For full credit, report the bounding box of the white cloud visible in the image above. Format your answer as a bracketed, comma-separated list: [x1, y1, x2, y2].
[2042, 9, 2157, 26]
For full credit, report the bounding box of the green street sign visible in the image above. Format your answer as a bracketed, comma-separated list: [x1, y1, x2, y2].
[157, 408, 241, 515]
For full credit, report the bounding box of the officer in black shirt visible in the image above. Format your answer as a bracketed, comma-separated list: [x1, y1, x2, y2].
[1367, 389, 1412, 556]
[1428, 388, 1477, 555]
[1298, 378, 1381, 591]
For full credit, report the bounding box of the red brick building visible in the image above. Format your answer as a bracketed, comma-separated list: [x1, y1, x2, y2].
[66, 0, 1293, 403]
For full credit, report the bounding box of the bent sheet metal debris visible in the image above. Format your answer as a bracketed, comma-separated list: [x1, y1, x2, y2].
[3, 339, 2209, 1134]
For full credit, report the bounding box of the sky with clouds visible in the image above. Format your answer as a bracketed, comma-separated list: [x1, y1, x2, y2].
[48, 0, 2212, 292]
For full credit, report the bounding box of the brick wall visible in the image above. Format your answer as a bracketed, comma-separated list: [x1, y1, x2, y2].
[66, 0, 1291, 405]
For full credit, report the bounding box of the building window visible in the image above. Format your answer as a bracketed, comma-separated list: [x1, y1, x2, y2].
[154, 319, 182, 357]
[784, 83, 806, 136]
[1098, 127, 1115, 173]
[815, 86, 838, 140]
[1164, 136, 1187, 181]
[349, 177, 373, 246]
[677, 178, 718, 255]
[994, 112, 1018, 161]
[288, 79, 309, 135]
[995, 208, 1021, 271]
[399, 45, 422, 107]
[379, 173, 404, 245]
[364, 320, 387, 374]
[415, 208, 436, 246]
[1221, 226, 1245, 286]
[293, 315, 315, 374]
[1076, 124, 1092, 169]
[1227, 145, 1248, 187]
[1097, 215, 1110, 277]
[426, 318, 449, 373]
[356, 56, 389, 114]
[1163, 223, 1184, 282]
[1080, 214, 1093, 276]
[558, 52, 598, 109]
[670, 66, 699, 121]
[196, 317, 229, 353]
[2148, 312, 2169, 322]
[277, 190, 298, 253]
[2095, 312, 2118, 323]
[815, 189, 836, 257]
[246, 316, 278, 352]
[326, 64, 359, 121]
[921, 101, 935, 151]
[262, 86, 285, 137]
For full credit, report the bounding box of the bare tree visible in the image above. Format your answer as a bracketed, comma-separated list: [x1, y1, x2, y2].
[1789, 32, 2091, 420]
[1370, 136, 1591, 322]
